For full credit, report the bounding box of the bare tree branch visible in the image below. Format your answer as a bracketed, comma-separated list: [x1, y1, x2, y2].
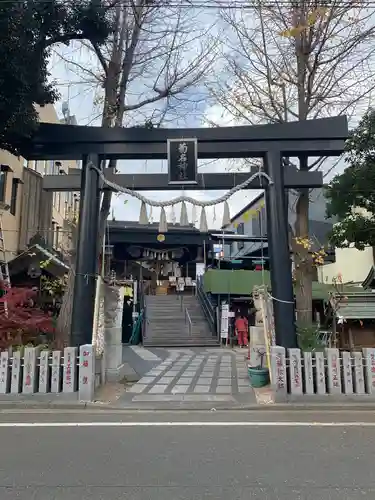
[208, 0, 375, 324]
[55, 0, 218, 338]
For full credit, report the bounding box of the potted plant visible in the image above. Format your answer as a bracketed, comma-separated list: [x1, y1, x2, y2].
[248, 348, 270, 388]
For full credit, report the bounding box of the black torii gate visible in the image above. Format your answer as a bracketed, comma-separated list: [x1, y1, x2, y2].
[19, 115, 348, 348]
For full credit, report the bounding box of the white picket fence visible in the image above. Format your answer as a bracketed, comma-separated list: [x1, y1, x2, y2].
[0, 344, 97, 402]
[269, 346, 375, 396]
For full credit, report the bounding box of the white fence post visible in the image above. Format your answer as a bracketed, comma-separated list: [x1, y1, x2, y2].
[270, 346, 287, 396]
[63, 347, 78, 393]
[51, 351, 62, 394]
[353, 351, 365, 394]
[79, 344, 95, 402]
[363, 348, 375, 394]
[341, 351, 353, 395]
[38, 350, 50, 394]
[0, 350, 10, 394]
[326, 348, 342, 394]
[11, 351, 21, 394]
[22, 347, 37, 394]
[315, 351, 326, 395]
[288, 348, 303, 395]
[303, 351, 314, 395]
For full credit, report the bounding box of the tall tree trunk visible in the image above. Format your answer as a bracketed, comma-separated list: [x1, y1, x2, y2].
[294, 185, 312, 325]
[55, 0, 215, 344]
[56, 2, 141, 342]
[293, 4, 312, 326]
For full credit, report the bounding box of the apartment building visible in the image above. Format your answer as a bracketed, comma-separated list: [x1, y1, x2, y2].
[0, 150, 24, 262]
[0, 103, 78, 265]
[222, 187, 335, 271]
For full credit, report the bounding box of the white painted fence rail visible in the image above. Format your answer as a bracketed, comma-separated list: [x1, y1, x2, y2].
[0, 344, 96, 402]
[270, 346, 375, 396]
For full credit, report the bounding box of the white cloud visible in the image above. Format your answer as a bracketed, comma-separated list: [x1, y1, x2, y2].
[48, 40, 258, 230]
[203, 102, 237, 128]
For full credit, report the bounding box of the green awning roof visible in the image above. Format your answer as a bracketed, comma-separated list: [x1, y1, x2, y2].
[203, 269, 364, 300]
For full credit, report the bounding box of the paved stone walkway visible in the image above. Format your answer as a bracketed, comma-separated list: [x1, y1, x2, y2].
[118, 348, 255, 406]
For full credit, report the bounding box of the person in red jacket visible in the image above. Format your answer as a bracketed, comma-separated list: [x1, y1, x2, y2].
[235, 315, 249, 348]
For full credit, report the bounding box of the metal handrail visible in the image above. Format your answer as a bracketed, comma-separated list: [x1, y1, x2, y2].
[197, 288, 213, 319]
[197, 285, 214, 319]
[198, 295, 214, 329]
[185, 307, 192, 336]
[196, 278, 216, 333]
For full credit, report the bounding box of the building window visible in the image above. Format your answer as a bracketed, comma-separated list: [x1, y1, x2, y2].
[10, 179, 19, 215]
[237, 222, 245, 250]
[0, 170, 6, 202]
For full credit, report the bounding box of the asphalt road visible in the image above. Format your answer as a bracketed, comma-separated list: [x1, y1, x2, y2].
[1, 410, 374, 500]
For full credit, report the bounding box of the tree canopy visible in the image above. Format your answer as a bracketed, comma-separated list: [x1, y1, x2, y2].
[0, 0, 111, 154]
[0, 282, 54, 348]
[325, 108, 375, 250]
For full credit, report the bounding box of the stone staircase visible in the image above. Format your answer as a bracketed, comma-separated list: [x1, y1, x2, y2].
[143, 294, 219, 347]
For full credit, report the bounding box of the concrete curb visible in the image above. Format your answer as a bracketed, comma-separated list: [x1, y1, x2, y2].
[1, 400, 375, 412]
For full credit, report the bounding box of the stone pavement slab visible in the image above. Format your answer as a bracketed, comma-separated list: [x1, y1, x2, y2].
[117, 347, 256, 407]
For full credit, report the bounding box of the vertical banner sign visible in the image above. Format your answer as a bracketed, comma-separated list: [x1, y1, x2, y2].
[23, 347, 37, 394]
[303, 351, 314, 395]
[314, 351, 326, 395]
[288, 348, 303, 395]
[79, 344, 95, 402]
[168, 138, 198, 185]
[353, 351, 365, 394]
[51, 350, 62, 393]
[0, 350, 9, 394]
[133, 280, 138, 306]
[270, 346, 287, 395]
[38, 350, 50, 393]
[341, 351, 353, 394]
[63, 347, 78, 393]
[326, 348, 342, 394]
[11, 351, 21, 394]
[363, 347, 375, 394]
[220, 303, 229, 340]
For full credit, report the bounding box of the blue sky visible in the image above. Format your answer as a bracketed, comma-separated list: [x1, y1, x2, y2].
[47, 2, 366, 229]
[48, 28, 259, 229]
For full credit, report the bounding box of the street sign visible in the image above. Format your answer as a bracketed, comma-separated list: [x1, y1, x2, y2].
[168, 138, 197, 185]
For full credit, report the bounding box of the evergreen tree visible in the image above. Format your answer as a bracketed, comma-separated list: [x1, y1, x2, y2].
[0, 0, 111, 153]
[326, 109, 375, 249]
